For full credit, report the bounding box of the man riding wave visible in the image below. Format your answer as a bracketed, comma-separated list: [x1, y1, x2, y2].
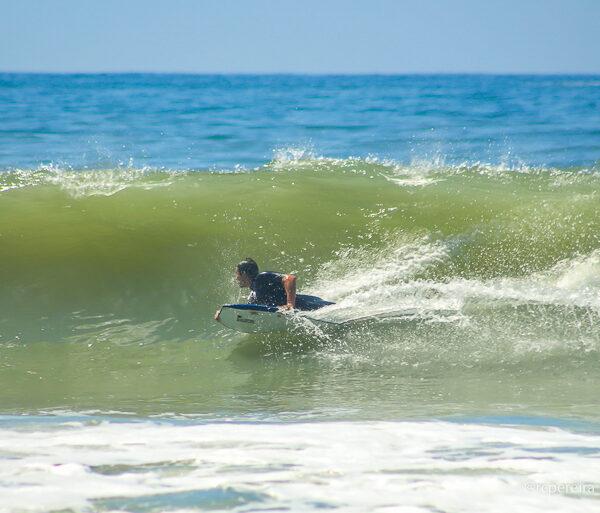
[215, 257, 333, 322]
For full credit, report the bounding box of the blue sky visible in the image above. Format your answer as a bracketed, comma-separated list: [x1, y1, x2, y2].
[1, 0, 599, 74]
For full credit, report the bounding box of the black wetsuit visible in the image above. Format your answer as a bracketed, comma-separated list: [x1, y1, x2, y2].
[248, 272, 287, 307]
[247, 271, 334, 311]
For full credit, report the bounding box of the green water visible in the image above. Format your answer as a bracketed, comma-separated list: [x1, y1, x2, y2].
[1, 160, 599, 421]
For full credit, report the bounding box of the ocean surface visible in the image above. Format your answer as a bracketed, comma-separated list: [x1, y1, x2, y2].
[1, 73, 599, 512]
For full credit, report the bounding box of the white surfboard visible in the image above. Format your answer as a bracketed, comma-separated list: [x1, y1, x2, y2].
[215, 304, 340, 334]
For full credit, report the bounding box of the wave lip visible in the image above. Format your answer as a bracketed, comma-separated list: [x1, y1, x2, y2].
[0, 165, 183, 198]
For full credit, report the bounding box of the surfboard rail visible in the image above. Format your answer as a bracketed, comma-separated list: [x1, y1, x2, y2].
[215, 303, 338, 334]
[215, 303, 427, 334]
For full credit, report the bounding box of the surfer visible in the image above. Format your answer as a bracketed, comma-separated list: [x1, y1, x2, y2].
[235, 258, 297, 309]
[214, 257, 333, 321]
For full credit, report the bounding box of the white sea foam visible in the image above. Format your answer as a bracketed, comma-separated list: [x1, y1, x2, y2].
[550, 250, 600, 292]
[1, 418, 600, 512]
[305, 236, 600, 359]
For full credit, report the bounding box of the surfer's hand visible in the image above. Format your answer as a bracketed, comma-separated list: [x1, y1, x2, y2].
[214, 309, 221, 322]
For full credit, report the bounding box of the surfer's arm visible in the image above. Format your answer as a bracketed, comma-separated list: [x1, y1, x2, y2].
[282, 274, 296, 308]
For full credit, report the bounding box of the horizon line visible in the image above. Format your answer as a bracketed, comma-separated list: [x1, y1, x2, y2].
[2, 70, 600, 76]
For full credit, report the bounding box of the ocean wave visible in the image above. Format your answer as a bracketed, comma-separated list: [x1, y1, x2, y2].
[0, 157, 598, 363]
[2, 418, 600, 513]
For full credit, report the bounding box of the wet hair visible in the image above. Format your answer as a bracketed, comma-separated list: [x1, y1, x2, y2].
[236, 257, 259, 279]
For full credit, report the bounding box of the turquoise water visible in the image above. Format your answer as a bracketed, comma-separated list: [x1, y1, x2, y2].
[1, 74, 600, 512]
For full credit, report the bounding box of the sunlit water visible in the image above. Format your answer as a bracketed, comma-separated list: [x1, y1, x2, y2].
[1, 73, 599, 511]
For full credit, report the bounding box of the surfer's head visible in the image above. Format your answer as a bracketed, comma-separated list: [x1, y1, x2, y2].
[236, 258, 258, 287]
